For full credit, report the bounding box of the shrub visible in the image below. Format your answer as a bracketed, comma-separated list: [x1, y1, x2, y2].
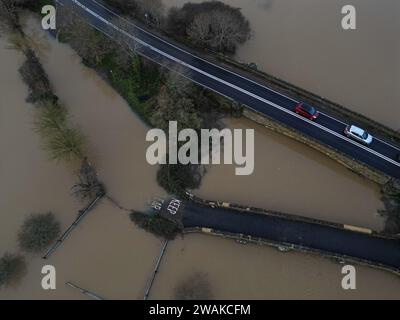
[129, 211, 180, 240]
[18, 49, 55, 103]
[57, 3, 115, 67]
[0, 253, 27, 289]
[18, 213, 61, 254]
[149, 86, 203, 132]
[17, 37, 85, 163]
[43, 126, 85, 162]
[34, 102, 85, 162]
[157, 163, 203, 198]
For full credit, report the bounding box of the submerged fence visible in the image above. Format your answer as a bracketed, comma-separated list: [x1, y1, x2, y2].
[42, 193, 105, 259]
[65, 281, 105, 300]
[143, 240, 169, 300]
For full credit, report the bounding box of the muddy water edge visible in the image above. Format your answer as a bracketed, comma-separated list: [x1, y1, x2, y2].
[0, 15, 399, 299]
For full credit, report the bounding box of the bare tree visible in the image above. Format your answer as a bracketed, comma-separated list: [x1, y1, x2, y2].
[105, 17, 143, 69]
[57, 3, 114, 65]
[0, 0, 25, 31]
[187, 13, 212, 47]
[72, 158, 104, 201]
[186, 7, 250, 53]
[211, 10, 250, 52]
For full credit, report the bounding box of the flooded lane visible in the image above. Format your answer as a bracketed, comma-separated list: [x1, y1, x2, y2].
[164, 0, 400, 130]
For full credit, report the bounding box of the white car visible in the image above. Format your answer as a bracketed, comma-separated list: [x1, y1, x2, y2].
[344, 125, 373, 145]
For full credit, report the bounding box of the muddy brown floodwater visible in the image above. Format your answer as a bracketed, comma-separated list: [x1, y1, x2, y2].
[0, 15, 399, 299]
[164, 0, 400, 130]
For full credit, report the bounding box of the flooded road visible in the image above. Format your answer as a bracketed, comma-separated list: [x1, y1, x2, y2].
[164, 0, 400, 130]
[0, 16, 399, 299]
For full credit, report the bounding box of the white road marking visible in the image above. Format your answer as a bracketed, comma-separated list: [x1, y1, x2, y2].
[320, 112, 400, 151]
[63, 0, 400, 168]
[90, 0, 300, 103]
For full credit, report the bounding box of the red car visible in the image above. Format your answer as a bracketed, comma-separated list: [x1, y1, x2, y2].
[295, 102, 320, 120]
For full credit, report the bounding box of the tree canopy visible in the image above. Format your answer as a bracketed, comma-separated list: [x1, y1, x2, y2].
[18, 213, 61, 254]
[0, 253, 27, 289]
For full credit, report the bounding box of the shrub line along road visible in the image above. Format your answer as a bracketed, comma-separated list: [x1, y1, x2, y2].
[58, 0, 400, 178]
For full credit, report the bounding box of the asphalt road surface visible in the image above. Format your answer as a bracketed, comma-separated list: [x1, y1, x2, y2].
[57, 0, 400, 178]
[182, 201, 400, 272]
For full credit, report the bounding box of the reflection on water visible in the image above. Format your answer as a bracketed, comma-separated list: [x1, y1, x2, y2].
[0, 15, 399, 299]
[164, 0, 400, 130]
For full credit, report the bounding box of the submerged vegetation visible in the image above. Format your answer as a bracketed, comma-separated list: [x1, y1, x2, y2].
[10, 31, 86, 164]
[33, 101, 85, 162]
[19, 48, 55, 103]
[0, 2, 88, 165]
[0, 253, 27, 289]
[72, 158, 105, 201]
[0, 1, 92, 289]
[174, 272, 213, 300]
[18, 213, 61, 254]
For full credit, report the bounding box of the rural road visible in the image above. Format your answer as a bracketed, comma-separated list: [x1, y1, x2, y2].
[58, 0, 400, 178]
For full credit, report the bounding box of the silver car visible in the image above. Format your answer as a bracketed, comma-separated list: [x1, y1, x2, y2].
[344, 125, 373, 145]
